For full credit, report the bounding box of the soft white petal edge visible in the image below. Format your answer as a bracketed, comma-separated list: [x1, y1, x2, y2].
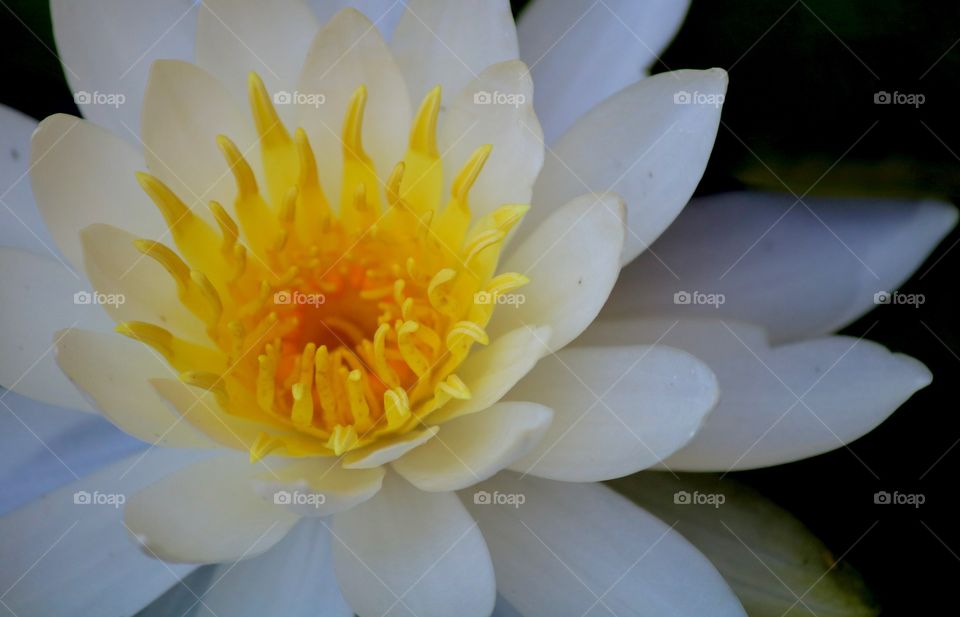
[50, 0, 198, 141]
[252, 457, 385, 516]
[0, 104, 56, 256]
[506, 343, 719, 481]
[0, 449, 206, 616]
[393, 401, 553, 491]
[391, 0, 519, 104]
[30, 114, 167, 274]
[492, 193, 626, 352]
[605, 192, 958, 342]
[125, 453, 300, 563]
[577, 317, 932, 470]
[0, 247, 112, 410]
[522, 68, 727, 265]
[332, 472, 495, 617]
[519, 0, 692, 142]
[464, 472, 747, 617]
[139, 518, 352, 617]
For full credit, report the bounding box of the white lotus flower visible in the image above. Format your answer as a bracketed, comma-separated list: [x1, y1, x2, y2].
[0, 1, 953, 616]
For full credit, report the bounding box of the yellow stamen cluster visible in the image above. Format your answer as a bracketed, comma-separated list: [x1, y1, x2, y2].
[118, 73, 529, 462]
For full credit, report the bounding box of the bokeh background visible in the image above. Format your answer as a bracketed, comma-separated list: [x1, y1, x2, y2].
[2, 0, 957, 613]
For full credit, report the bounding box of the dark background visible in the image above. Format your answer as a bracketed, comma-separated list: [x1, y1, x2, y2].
[2, 0, 957, 613]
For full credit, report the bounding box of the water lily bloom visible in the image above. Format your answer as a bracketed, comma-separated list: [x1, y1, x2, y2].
[0, 1, 953, 616]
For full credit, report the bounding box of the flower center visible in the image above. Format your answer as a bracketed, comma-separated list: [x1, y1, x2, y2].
[118, 73, 529, 463]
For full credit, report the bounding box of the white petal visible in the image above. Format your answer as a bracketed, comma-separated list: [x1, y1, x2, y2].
[506, 345, 718, 481]
[195, 0, 318, 118]
[428, 325, 551, 424]
[50, 0, 198, 140]
[393, 402, 553, 491]
[519, 0, 691, 142]
[438, 60, 544, 220]
[0, 247, 112, 409]
[391, 0, 518, 103]
[611, 473, 879, 617]
[125, 453, 300, 563]
[252, 458, 385, 516]
[463, 472, 746, 617]
[55, 329, 216, 448]
[523, 68, 727, 264]
[305, 0, 405, 38]
[577, 318, 932, 470]
[605, 192, 959, 342]
[80, 224, 208, 343]
[492, 193, 625, 352]
[296, 8, 411, 206]
[341, 426, 439, 469]
[0, 389, 142, 516]
[141, 60, 262, 225]
[30, 114, 166, 272]
[0, 104, 57, 255]
[140, 518, 352, 617]
[0, 448, 205, 616]
[332, 472, 495, 617]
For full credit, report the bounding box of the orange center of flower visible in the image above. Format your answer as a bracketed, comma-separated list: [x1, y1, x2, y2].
[118, 73, 529, 463]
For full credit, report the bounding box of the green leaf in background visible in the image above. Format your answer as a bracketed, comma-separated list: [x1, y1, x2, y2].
[609, 473, 878, 617]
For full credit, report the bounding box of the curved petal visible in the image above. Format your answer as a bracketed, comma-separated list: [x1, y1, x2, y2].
[195, 0, 318, 119]
[141, 60, 263, 224]
[296, 8, 412, 207]
[305, 0, 405, 39]
[611, 473, 880, 617]
[50, 0, 198, 140]
[391, 0, 518, 103]
[30, 114, 165, 272]
[463, 472, 746, 617]
[0, 449, 205, 616]
[506, 345, 718, 481]
[125, 454, 300, 563]
[605, 192, 959, 343]
[393, 402, 553, 491]
[0, 104, 57, 255]
[341, 426, 439, 469]
[523, 68, 727, 264]
[140, 518, 352, 617]
[0, 247, 112, 409]
[55, 329, 216, 448]
[577, 318, 932, 471]
[252, 457, 385, 516]
[519, 0, 691, 142]
[80, 224, 208, 343]
[331, 472, 495, 617]
[438, 60, 544, 220]
[428, 325, 551, 424]
[492, 193, 625, 353]
[0, 389, 142, 516]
